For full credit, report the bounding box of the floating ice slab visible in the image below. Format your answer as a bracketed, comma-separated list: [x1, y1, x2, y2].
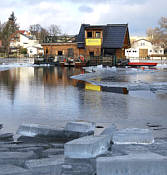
[100, 124, 118, 138]
[112, 128, 154, 144]
[65, 121, 95, 133]
[17, 124, 93, 143]
[0, 151, 37, 166]
[64, 135, 111, 158]
[17, 124, 56, 137]
[0, 165, 32, 175]
[97, 153, 167, 175]
[0, 133, 13, 141]
[25, 155, 64, 175]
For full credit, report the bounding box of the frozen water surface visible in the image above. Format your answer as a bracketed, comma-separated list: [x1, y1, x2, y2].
[0, 60, 167, 139]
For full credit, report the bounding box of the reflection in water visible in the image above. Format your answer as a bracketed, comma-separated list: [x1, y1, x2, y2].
[0, 69, 19, 104]
[0, 66, 167, 138]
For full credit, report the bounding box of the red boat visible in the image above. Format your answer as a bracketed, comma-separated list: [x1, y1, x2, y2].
[128, 62, 158, 67]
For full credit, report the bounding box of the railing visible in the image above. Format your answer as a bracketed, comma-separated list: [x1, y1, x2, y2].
[0, 57, 34, 64]
[129, 56, 167, 64]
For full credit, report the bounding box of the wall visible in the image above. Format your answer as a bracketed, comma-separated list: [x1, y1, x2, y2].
[42, 43, 79, 58]
[116, 49, 125, 59]
[85, 46, 101, 57]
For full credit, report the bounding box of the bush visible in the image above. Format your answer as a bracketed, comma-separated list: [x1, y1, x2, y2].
[20, 48, 27, 54]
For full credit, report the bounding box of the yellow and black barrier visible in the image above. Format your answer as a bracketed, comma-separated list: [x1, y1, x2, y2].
[76, 81, 128, 94]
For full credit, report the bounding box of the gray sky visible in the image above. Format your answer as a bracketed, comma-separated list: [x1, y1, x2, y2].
[0, 0, 167, 36]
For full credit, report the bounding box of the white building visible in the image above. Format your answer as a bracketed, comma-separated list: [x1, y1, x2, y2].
[10, 31, 44, 57]
[125, 39, 164, 58]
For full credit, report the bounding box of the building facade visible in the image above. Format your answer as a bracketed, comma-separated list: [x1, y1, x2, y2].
[125, 39, 164, 58]
[42, 24, 130, 59]
[10, 31, 44, 57]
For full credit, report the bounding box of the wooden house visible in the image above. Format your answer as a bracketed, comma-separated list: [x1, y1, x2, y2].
[42, 24, 130, 59]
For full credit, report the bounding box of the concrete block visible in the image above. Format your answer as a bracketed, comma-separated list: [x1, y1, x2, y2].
[25, 155, 64, 175]
[113, 128, 154, 144]
[0, 151, 37, 166]
[64, 135, 111, 158]
[65, 121, 95, 133]
[97, 153, 167, 175]
[0, 165, 32, 175]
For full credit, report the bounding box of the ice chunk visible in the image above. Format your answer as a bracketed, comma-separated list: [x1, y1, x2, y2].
[0, 133, 14, 141]
[100, 124, 118, 139]
[0, 151, 37, 166]
[0, 165, 32, 175]
[17, 124, 93, 143]
[25, 155, 64, 175]
[97, 153, 167, 175]
[112, 128, 154, 144]
[64, 135, 111, 158]
[65, 121, 95, 133]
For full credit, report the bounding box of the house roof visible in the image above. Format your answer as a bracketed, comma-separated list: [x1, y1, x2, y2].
[77, 24, 129, 49]
[133, 39, 152, 43]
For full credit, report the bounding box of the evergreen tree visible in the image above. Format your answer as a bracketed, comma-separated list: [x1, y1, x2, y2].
[2, 12, 19, 56]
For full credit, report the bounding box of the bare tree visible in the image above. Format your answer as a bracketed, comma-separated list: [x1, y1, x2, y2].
[29, 24, 42, 39]
[29, 24, 49, 43]
[48, 24, 61, 36]
[147, 17, 167, 48]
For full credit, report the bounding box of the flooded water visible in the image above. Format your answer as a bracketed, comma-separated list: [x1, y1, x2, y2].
[0, 60, 167, 138]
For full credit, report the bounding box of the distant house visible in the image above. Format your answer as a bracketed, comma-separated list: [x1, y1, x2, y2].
[42, 24, 130, 59]
[27, 46, 44, 57]
[125, 39, 164, 58]
[10, 30, 44, 57]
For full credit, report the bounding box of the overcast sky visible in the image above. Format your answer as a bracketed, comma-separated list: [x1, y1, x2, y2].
[0, 0, 167, 36]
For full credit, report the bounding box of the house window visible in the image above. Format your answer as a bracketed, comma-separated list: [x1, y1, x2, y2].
[160, 50, 162, 53]
[89, 52, 94, 57]
[96, 32, 101, 38]
[87, 32, 92, 38]
[150, 50, 152, 52]
[58, 51, 63, 56]
[155, 50, 157, 53]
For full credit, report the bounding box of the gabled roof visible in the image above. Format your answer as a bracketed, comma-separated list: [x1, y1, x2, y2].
[77, 24, 129, 49]
[133, 39, 152, 43]
[77, 24, 89, 48]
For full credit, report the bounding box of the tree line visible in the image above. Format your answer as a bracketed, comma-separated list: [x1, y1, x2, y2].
[0, 12, 61, 55]
[0, 12, 167, 56]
